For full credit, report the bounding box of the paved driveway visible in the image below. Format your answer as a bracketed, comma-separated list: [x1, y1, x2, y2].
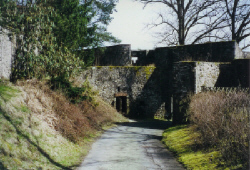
[78, 120, 184, 170]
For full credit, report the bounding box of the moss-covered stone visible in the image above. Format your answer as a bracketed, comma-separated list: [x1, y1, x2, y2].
[78, 66, 163, 118]
[143, 66, 155, 80]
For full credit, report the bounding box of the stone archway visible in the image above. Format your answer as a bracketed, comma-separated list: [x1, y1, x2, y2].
[114, 92, 127, 114]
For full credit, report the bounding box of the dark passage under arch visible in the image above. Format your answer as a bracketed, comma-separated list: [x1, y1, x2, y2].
[115, 93, 127, 114]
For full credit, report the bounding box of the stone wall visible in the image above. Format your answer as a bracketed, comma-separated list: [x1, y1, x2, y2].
[134, 41, 243, 66]
[173, 61, 239, 95]
[76, 58, 247, 121]
[194, 60, 250, 92]
[171, 61, 243, 123]
[131, 50, 155, 66]
[1, 35, 249, 121]
[76, 66, 166, 118]
[93, 44, 132, 66]
[85, 41, 248, 121]
[195, 62, 233, 93]
[232, 59, 250, 88]
[0, 29, 14, 79]
[173, 62, 195, 95]
[93, 41, 243, 67]
[172, 62, 195, 123]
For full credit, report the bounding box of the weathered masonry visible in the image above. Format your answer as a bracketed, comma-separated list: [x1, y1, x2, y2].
[75, 66, 164, 118]
[0, 28, 15, 79]
[76, 41, 250, 123]
[1, 33, 250, 122]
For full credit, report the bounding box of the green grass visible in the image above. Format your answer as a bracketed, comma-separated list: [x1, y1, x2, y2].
[162, 125, 229, 170]
[0, 80, 127, 169]
[0, 111, 53, 169]
[0, 82, 74, 169]
[0, 83, 19, 102]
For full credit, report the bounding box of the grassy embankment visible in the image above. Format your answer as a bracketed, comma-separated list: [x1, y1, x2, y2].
[162, 91, 249, 170]
[162, 125, 226, 170]
[0, 79, 127, 169]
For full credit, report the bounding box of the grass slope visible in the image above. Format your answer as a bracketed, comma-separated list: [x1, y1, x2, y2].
[0, 80, 127, 169]
[162, 125, 231, 170]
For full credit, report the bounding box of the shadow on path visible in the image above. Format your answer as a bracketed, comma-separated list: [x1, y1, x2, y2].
[118, 120, 173, 130]
[78, 119, 184, 170]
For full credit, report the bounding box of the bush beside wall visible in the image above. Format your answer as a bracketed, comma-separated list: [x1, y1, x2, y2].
[189, 91, 250, 168]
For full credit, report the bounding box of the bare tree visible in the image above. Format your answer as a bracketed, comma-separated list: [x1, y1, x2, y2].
[139, 0, 223, 46]
[221, 0, 250, 50]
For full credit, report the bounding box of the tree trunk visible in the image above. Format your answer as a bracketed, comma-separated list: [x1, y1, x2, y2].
[178, 0, 185, 45]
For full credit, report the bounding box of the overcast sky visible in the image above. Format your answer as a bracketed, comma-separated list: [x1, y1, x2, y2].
[106, 0, 164, 50]
[107, 0, 250, 52]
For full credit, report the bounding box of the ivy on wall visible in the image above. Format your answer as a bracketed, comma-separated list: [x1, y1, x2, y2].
[0, 1, 85, 80]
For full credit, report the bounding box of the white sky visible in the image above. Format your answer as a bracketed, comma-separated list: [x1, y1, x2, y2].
[107, 0, 250, 52]
[106, 0, 164, 50]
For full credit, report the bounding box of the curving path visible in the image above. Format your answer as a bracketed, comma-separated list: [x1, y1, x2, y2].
[78, 120, 184, 170]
